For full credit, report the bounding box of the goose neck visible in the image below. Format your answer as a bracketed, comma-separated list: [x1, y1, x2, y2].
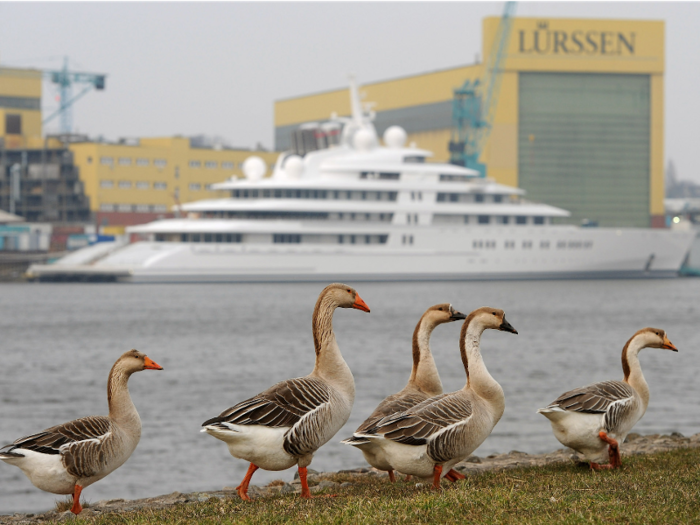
[107, 365, 142, 436]
[408, 316, 442, 396]
[460, 321, 504, 415]
[622, 337, 650, 409]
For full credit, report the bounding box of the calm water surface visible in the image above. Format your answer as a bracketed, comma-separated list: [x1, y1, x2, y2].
[1, 279, 699, 513]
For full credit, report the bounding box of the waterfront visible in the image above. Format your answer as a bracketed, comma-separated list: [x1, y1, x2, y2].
[1, 279, 699, 514]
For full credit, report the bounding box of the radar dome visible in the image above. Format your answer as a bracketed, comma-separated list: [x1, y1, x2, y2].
[353, 128, 376, 151]
[284, 155, 303, 179]
[383, 126, 407, 148]
[242, 156, 266, 180]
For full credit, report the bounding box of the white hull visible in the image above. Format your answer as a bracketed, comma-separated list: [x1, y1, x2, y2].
[29, 226, 694, 283]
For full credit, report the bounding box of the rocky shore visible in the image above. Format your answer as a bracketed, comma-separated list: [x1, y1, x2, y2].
[2, 432, 698, 524]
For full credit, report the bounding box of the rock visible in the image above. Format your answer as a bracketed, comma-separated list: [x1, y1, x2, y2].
[340, 482, 353, 488]
[509, 450, 528, 457]
[318, 480, 339, 490]
[671, 432, 685, 439]
[625, 433, 641, 442]
[280, 482, 296, 494]
[465, 456, 481, 463]
[222, 487, 237, 493]
[293, 469, 319, 480]
[56, 511, 74, 521]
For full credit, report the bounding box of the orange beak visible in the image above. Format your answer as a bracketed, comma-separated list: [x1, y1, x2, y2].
[662, 336, 678, 352]
[352, 294, 370, 313]
[144, 356, 163, 370]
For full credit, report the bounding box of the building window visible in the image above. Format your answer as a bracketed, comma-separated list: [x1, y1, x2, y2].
[99, 203, 115, 211]
[189, 183, 201, 191]
[135, 204, 151, 212]
[478, 215, 490, 224]
[189, 160, 201, 168]
[136, 158, 149, 167]
[136, 181, 149, 189]
[205, 161, 217, 169]
[5, 114, 21, 134]
[100, 156, 114, 166]
[100, 180, 114, 189]
[222, 161, 234, 170]
[516, 216, 527, 225]
[118, 204, 132, 212]
[154, 159, 167, 168]
[153, 204, 167, 212]
[118, 157, 132, 166]
[273, 234, 301, 243]
[154, 182, 167, 190]
[205, 184, 215, 191]
[118, 181, 132, 189]
[87, 156, 93, 164]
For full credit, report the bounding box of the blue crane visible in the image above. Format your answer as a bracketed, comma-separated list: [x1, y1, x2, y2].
[449, 1, 516, 176]
[42, 57, 106, 135]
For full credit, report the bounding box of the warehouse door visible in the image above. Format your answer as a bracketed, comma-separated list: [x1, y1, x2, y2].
[518, 73, 650, 227]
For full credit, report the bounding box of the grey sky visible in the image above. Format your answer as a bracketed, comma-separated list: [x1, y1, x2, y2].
[1, 2, 699, 182]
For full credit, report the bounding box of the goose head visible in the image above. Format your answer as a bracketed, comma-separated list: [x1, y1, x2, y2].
[633, 327, 678, 352]
[323, 283, 370, 312]
[117, 349, 164, 374]
[466, 307, 518, 334]
[424, 303, 467, 326]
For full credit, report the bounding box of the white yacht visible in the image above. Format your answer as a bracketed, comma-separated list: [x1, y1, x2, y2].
[30, 81, 694, 283]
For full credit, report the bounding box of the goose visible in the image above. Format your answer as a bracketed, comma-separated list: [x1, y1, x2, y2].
[353, 307, 517, 489]
[201, 283, 370, 500]
[341, 303, 466, 483]
[0, 349, 163, 515]
[538, 327, 677, 470]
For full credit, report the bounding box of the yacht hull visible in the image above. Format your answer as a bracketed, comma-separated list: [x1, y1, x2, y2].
[29, 226, 694, 283]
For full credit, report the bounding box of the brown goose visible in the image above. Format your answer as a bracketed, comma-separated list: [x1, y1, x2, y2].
[538, 327, 677, 469]
[341, 303, 466, 482]
[354, 307, 517, 489]
[201, 283, 370, 500]
[0, 350, 163, 515]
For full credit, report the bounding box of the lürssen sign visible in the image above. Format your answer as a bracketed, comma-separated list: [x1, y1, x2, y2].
[517, 21, 635, 56]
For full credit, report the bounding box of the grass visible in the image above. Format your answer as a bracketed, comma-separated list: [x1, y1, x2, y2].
[60, 447, 700, 524]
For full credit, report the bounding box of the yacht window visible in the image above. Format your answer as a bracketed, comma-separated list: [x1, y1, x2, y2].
[350, 213, 356, 220]
[252, 190, 259, 198]
[493, 195, 503, 203]
[411, 192, 415, 201]
[557, 241, 566, 249]
[215, 234, 223, 243]
[155, 234, 165, 242]
[500, 216, 509, 224]
[534, 216, 545, 225]
[361, 191, 367, 200]
[334, 191, 340, 199]
[584, 241, 593, 248]
[295, 190, 302, 199]
[409, 235, 414, 245]
[450, 193, 459, 203]
[516, 216, 527, 225]
[568, 241, 583, 249]
[486, 241, 496, 248]
[180, 234, 188, 242]
[403, 156, 425, 163]
[523, 241, 533, 249]
[338, 235, 344, 244]
[275, 190, 282, 198]
[418, 192, 422, 201]
[350, 235, 356, 244]
[204, 234, 213, 243]
[285, 190, 293, 198]
[365, 214, 371, 221]
[475, 194, 484, 203]
[379, 172, 400, 180]
[192, 234, 201, 243]
[540, 241, 550, 249]
[505, 240, 515, 249]
[389, 192, 398, 201]
[263, 190, 270, 198]
[478, 215, 490, 224]
[273, 234, 301, 243]
[437, 193, 446, 202]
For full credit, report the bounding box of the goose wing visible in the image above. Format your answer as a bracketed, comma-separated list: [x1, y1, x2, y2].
[1, 416, 114, 478]
[354, 390, 429, 434]
[202, 376, 333, 457]
[365, 392, 473, 447]
[544, 380, 637, 433]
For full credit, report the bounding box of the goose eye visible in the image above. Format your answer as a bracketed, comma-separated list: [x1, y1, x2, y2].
[492, 312, 497, 316]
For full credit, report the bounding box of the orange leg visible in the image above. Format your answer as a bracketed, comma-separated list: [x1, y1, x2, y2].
[599, 431, 622, 469]
[388, 469, 396, 483]
[404, 474, 412, 482]
[432, 464, 443, 490]
[299, 466, 311, 498]
[590, 462, 614, 471]
[70, 485, 83, 515]
[236, 463, 259, 501]
[445, 468, 466, 482]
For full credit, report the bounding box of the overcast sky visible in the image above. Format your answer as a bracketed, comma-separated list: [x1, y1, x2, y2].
[1, 1, 699, 182]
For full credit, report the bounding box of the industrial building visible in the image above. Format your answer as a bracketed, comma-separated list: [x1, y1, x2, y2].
[275, 17, 665, 229]
[1, 65, 278, 231]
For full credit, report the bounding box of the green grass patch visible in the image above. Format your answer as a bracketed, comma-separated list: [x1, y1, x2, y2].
[70, 447, 700, 524]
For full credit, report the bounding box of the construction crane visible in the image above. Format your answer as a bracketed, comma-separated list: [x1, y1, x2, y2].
[42, 57, 106, 135]
[449, 1, 516, 176]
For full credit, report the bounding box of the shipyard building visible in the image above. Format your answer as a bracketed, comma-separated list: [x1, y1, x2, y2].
[275, 17, 665, 229]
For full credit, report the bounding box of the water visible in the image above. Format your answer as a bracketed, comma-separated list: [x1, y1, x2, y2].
[1, 279, 699, 514]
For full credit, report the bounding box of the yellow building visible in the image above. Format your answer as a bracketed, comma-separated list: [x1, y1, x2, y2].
[69, 138, 278, 227]
[275, 17, 665, 228]
[0, 67, 44, 149]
